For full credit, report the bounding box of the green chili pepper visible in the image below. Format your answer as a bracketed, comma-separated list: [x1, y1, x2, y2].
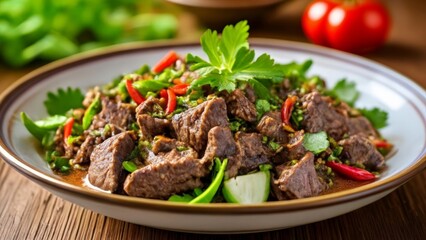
[82, 95, 101, 130]
[122, 161, 138, 173]
[20, 112, 48, 141]
[189, 158, 228, 204]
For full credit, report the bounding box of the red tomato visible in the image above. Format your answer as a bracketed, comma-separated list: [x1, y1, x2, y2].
[302, 0, 391, 54]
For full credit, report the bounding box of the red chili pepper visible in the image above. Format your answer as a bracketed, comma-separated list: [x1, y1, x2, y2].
[281, 96, 297, 125]
[170, 83, 189, 95]
[152, 51, 179, 74]
[165, 88, 176, 114]
[63, 117, 74, 142]
[159, 88, 168, 100]
[126, 79, 145, 105]
[172, 78, 183, 85]
[373, 139, 392, 149]
[326, 161, 376, 181]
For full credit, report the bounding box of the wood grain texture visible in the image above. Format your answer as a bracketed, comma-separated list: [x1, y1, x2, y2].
[1, 0, 425, 239]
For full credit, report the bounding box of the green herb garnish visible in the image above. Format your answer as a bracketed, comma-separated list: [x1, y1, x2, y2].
[327, 79, 359, 107]
[359, 107, 388, 129]
[303, 131, 330, 154]
[188, 21, 283, 99]
[44, 87, 85, 116]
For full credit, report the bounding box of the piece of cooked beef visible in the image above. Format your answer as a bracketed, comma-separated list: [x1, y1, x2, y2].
[124, 149, 211, 199]
[135, 97, 164, 116]
[88, 132, 135, 192]
[91, 96, 135, 131]
[151, 136, 177, 154]
[244, 85, 256, 103]
[285, 130, 307, 161]
[234, 132, 270, 175]
[273, 152, 326, 199]
[223, 89, 257, 122]
[202, 126, 240, 179]
[301, 92, 348, 140]
[171, 98, 229, 152]
[338, 134, 385, 170]
[137, 114, 170, 140]
[270, 130, 306, 165]
[347, 116, 379, 138]
[73, 124, 124, 164]
[256, 111, 288, 143]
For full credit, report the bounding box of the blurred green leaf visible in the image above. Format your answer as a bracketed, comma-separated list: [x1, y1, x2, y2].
[0, 0, 178, 67]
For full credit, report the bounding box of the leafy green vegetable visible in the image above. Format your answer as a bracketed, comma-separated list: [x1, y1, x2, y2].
[359, 107, 388, 129]
[44, 87, 85, 116]
[0, 0, 178, 67]
[327, 79, 359, 107]
[82, 95, 102, 130]
[303, 131, 330, 154]
[188, 21, 283, 97]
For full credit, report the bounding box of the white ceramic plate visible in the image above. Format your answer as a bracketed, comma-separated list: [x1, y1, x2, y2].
[1, 39, 426, 233]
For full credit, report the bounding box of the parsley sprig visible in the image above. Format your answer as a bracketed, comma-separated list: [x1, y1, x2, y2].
[187, 21, 284, 99]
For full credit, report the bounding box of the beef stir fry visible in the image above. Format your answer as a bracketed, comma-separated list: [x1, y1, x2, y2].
[21, 21, 392, 203]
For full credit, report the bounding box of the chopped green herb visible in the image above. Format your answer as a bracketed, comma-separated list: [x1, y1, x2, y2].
[359, 107, 388, 129]
[44, 87, 85, 116]
[303, 131, 330, 154]
[188, 20, 283, 97]
[327, 79, 359, 107]
[255, 99, 271, 119]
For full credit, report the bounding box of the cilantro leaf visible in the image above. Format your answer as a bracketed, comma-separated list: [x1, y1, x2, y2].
[359, 107, 388, 129]
[255, 99, 271, 119]
[44, 87, 84, 116]
[303, 131, 330, 154]
[327, 79, 359, 107]
[189, 20, 284, 99]
[219, 21, 249, 69]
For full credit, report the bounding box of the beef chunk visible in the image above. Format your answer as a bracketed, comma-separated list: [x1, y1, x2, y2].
[73, 135, 98, 164]
[137, 114, 170, 140]
[203, 126, 237, 159]
[91, 96, 135, 130]
[171, 98, 229, 152]
[273, 152, 326, 199]
[270, 130, 306, 165]
[124, 150, 211, 199]
[202, 126, 240, 179]
[301, 92, 348, 140]
[235, 132, 270, 175]
[151, 136, 177, 154]
[339, 134, 385, 170]
[223, 89, 257, 122]
[88, 132, 135, 192]
[256, 111, 288, 143]
[135, 97, 164, 116]
[347, 116, 379, 138]
[244, 85, 256, 103]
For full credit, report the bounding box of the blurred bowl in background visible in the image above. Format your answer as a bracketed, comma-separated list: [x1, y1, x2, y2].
[166, 0, 287, 29]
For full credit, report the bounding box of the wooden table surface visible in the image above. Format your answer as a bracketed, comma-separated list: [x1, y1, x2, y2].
[1, 0, 425, 239]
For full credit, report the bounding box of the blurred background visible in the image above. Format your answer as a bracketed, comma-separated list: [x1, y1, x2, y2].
[0, 0, 425, 88]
